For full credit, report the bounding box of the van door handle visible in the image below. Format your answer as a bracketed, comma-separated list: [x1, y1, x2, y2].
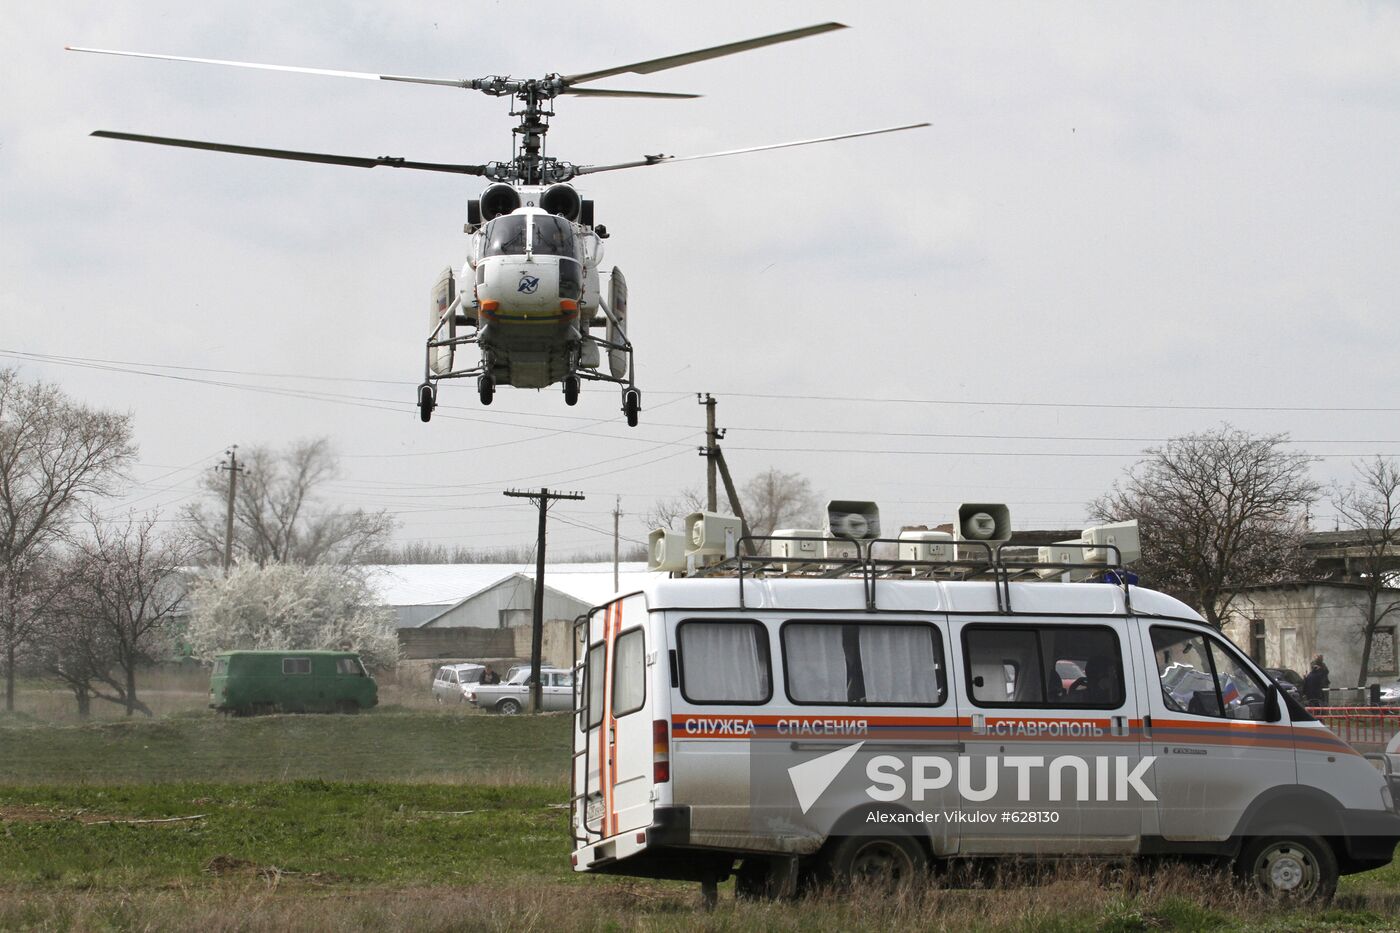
[1111, 716, 1128, 736]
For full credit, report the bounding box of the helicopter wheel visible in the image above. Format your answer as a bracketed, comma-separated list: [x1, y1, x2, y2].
[417, 383, 436, 423]
[563, 376, 580, 407]
[623, 388, 640, 427]
[478, 375, 495, 406]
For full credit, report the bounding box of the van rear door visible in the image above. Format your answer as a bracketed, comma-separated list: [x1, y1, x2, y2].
[578, 595, 655, 841]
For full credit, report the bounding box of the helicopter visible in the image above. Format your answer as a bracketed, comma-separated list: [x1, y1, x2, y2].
[68, 23, 928, 426]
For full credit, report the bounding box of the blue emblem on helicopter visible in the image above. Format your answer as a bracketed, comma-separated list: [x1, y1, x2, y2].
[517, 274, 540, 294]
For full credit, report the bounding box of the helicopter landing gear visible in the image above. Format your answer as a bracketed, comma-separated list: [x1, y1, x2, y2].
[478, 375, 495, 406]
[417, 383, 436, 423]
[622, 388, 641, 427]
[563, 375, 580, 407]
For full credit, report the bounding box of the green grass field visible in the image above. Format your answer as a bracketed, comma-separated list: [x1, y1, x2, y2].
[0, 707, 571, 784]
[2, 709, 1400, 931]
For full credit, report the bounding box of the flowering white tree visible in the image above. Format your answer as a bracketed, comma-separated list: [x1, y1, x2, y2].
[187, 564, 399, 668]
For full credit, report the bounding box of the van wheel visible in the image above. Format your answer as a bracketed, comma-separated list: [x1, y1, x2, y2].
[822, 834, 926, 889]
[336, 700, 359, 715]
[498, 698, 522, 715]
[1236, 831, 1338, 903]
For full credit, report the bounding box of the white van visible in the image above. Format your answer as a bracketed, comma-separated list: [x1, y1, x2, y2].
[569, 536, 1400, 903]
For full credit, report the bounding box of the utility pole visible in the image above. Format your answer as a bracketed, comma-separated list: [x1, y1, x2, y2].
[612, 495, 622, 591]
[695, 394, 757, 556]
[700, 393, 718, 512]
[504, 487, 585, 712]
[215, 446, 245, 576]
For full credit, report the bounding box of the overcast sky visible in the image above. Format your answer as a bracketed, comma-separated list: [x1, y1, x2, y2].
[4, 2, 1399, 558]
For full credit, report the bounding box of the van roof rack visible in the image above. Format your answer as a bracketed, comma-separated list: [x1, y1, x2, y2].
[684, 537, 1133, 613]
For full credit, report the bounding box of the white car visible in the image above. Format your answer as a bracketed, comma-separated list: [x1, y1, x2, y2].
[431, 663, 485, 704]
[468, 666, 574, 714]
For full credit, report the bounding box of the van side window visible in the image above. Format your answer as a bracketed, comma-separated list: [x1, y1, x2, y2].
[677, 621, 772, 704]
[783, 622, 944, 706]
[336, 658, 364, 676]
[613, 629, 646, 717]
[963, 625, 1124, 709]
[584, 643, 606, 729]
[1151, 627, 1222, 716]
[1208, 641, 1271, 721]
[965, 628, 1042, 705]
[282, 658, 311, 675]
[1150, 626, 1271, 721]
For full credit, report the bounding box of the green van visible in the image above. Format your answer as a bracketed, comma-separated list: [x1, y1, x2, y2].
[209, 650, 378, 715]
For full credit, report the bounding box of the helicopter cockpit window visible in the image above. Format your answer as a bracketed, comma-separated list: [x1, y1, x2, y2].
[532, 215, 577, 258]
[483, 216, 528, 257]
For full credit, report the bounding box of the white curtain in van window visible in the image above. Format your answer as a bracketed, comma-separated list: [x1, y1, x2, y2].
[785, 624, 848, 702]
[681, 623, 768, 702]
[860, 625, 940, 704]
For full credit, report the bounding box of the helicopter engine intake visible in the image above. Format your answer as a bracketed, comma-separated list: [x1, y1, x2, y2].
[480, 183, 521, 221]
[540, 183, 582, 221]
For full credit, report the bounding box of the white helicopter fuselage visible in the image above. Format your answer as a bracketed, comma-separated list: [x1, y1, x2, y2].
[464, 204, 603, 388]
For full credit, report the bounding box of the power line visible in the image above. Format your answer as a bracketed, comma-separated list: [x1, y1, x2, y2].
[11, 348, 1400, 417]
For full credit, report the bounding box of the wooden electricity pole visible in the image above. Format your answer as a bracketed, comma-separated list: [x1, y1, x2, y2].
[701, 393, 719, 512]
[216, 446, 245, 576]
[504, 487, 585, 712]
[695, 394, 757, 556]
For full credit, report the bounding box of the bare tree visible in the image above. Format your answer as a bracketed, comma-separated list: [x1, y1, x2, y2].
[642, 486, 706, 532]
[184, 438, 393, 568]
[0, 369, 135, 711]
[62, 512, 192, 716]
[29, 554, 111, 718]
[1331, 457, 1400, 687]
[1090, 426, 1318, 628]
[741, 469, 821, 540]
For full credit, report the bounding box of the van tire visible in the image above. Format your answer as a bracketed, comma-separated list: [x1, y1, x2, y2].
[821, 834, 927, 889]
[336, 700, 359, 715]
[1236, 830, 1338, 903]
[498, 698, 522, 715]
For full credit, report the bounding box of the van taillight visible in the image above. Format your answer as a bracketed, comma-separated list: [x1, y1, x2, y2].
[653, 719, 670, 783]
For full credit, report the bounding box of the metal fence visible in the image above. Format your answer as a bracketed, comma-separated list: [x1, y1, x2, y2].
[1307, 706, 1400, 753]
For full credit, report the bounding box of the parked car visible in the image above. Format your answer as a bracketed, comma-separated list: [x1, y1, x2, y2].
[1378, 681, 1400, 706]
[209, 650, 377, 715]
[468, 666, 573, 714]
[1265, 667, 1305, 700]
[432, 663, 485, 704]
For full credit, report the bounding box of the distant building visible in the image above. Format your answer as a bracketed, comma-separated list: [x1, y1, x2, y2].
[364, 562, 648, 629]
[1220, 531, 1400, 687]
[367, 562, 650, 666]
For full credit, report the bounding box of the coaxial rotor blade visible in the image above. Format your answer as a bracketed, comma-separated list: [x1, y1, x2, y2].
[574, 122, 930, 175]
[66, 46, 472, 89]
[91, 131, 489, 175]
[561, 22, 846, 85]
[561, 87, 700, 99]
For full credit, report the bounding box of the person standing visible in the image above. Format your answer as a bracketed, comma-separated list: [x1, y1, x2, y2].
[1303, 654, 1330, 704]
